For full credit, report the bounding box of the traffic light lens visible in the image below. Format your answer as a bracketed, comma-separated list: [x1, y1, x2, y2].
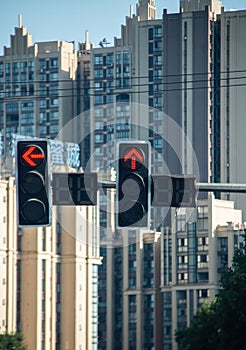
[21, 145, 45, 167]
[21, 171, 45, 194]
[121, 201, 145, 225]
[121, 174, 144, 199]
[21, 199, 46, 222]
[122, 147, 144, 170]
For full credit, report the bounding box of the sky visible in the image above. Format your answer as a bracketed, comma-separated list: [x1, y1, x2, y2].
[0, 0, 246, 55]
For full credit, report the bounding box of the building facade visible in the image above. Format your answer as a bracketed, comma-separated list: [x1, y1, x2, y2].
[0, 177, 101, 350]
[0, 20, 77, 173]
[162, 193, 242, 349]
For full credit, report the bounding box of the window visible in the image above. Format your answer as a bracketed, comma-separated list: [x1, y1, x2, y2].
[95, 108, 103, 117]
[50, 124, 58, 134]
[95, 82, 103, 91]
[154, 69, 162, 78]
[154, 26, 162, 38]
[154, 55, 162, 65]
[40, 100, 46, 109]
[50, 72, 58, 81]
[50, 85, 58, 94]
[107, 54, 113, 65]
[95, 95, 103, 105]
[116, 53, 121, 65]
[154, 41, 162, 51]
[154, 96, 162, 108]
[95, 69, 103, 78]
[50, 111, 58, 120]
[50, 58, 58, 68]
[154, 138, 162, 149]
[123, 51, 130, 64]
[50, 98, 58, 107]
[107, 68, 113, 77]
[95, 134, 103, 143]
[21, 101, 34, 111]
[94, 55, 103, 65]
[95, 121, 103, 130]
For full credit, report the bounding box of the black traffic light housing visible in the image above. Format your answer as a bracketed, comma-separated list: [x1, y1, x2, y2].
[151, 174, 197, 207]
[117, 141, 151, 229]
[16, 140, 51, 227]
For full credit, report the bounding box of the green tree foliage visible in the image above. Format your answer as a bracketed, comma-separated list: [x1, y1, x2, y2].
[0, 332, 26, 350]
[176, 242, 246, 350]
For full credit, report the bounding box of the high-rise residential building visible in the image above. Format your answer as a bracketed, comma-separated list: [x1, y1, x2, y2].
[0, 177, 101, 350]
[0, 19, 77, 172]
[162, 193, 242, 349]
[99, 228, 162, 350]
[80, 1, 246, 349]
[219, 8, 246, 213]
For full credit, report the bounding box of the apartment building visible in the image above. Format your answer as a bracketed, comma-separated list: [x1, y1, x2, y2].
[0, 18, 77, 173]
[0, 177, 101, 350]
[162, 193, 242, 349]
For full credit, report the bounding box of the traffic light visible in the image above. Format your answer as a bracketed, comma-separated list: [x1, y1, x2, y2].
[152, 174, 197, 207]
[117, 141, 151, 229]
[16, 140, 51, 227]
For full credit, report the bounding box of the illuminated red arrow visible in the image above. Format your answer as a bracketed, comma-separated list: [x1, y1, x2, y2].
[123, 148, 144, 170]
[22, 146, 45, 167]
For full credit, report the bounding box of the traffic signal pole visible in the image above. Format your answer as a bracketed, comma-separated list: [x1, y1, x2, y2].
[197, 183, 246, 193]
[98, 181, 246, 193]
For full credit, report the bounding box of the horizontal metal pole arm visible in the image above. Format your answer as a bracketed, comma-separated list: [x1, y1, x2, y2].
[196, 183, 246, 193]
[98, 181, 246, 193]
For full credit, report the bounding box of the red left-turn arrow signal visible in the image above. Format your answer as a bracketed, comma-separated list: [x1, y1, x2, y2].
[21, 145, 45, 167]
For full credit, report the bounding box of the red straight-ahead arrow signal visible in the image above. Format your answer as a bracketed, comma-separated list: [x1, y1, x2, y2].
[123, 147, 144, 170]
[22, 146, 45, 167]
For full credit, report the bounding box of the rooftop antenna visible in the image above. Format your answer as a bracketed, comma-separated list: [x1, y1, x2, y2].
[18, 14, 23, 28]
[130, 4, 134, 17]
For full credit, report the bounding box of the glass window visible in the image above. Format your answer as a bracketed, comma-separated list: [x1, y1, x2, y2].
[154, 41, 162, 51]
[40, 100, 46, 108]
[50, 98, 58, 107]
[95, 69, 103, 78]
[50, 111, 58, 120]
[94, 55, 103, 65]
[39, 125, 47, 135]
[50, 85, 58, 94]
[12, 62, 19, 74]
[95, 95, 103, 105]
[6, 102, 18, 113]
[94, 82, 103, 91]
[123, 51, 130, 64]
[95, 134, 103, 143]
[107, 68, 113, 77]
[50, 124, 58, 134]
[154, 55, 162, 65]
[39, 59, 46, 71]
[107, 54, 113, 65]
[20, 125, 35, 136]
[107, 94, 113, 103]
[154, 138, 163, 149]
[28, 61, 34, 72]
[116, 53, 121, 65]
[95, 108, 103, 117]
[5, 63, 10, 74]
[95, 121, 103, 130]
[21, 113, 34, 124]
[50, 58, 58, 68]
[154, 69, 162, 78]
[154, 27, 162, 38]
[50, 72, 58, 81]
